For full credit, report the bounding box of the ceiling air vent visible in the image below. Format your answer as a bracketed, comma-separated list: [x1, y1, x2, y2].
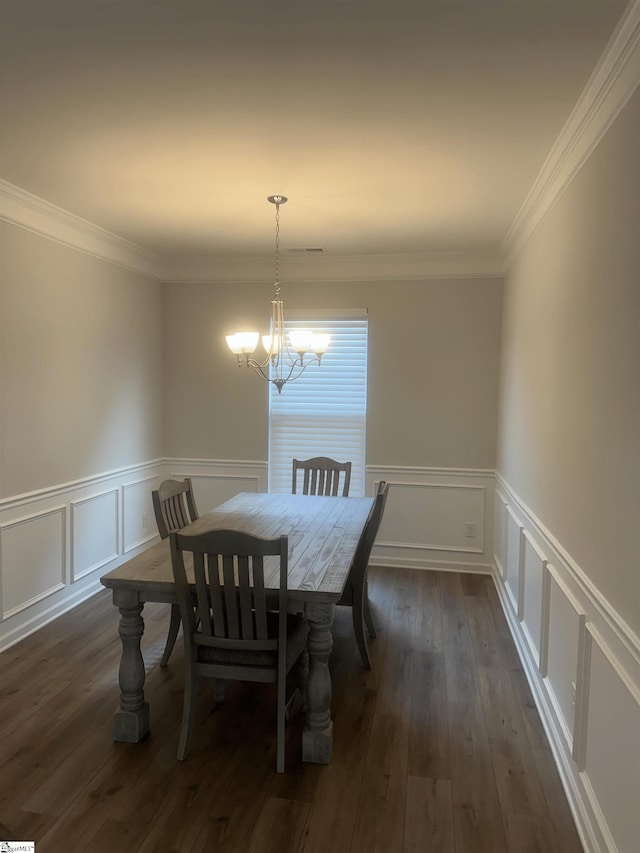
[287, 247, 325, 253]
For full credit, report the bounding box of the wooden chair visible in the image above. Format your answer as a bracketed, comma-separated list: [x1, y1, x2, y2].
[151, 478, 199, 666]
[292, 456, 352, 497]
[169, 528, 309, 772]
[337, 481, 389, 669]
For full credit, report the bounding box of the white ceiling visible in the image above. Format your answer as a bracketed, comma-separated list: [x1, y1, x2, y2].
[0, 1, 630, 261]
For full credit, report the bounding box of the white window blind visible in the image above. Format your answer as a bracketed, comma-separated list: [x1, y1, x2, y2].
[268, 315, 368, 496]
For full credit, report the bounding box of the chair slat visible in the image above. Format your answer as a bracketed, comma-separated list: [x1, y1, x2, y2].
[193, 553, 212, 635]
[209, 554, 226, 638]
[292, 457, 352, 497]
[150, 479, 200, 667]
[152, 478, 199, 539]
[170, 495, 188, 530]
[238, 556, 254, 640]
[222, 554, 239, 639]
[253, 563, 268, 641]
[166, 497, 178, 531]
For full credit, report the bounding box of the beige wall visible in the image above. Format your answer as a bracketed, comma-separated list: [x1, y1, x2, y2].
[0, 221, 502, 495]
[0, 222, 165, 497]
[497, 88, 640, 633]
[163, 276, 503, 469]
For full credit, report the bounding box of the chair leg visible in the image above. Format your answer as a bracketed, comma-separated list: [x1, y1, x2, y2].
[285, 647, 309, 723]
[298, 647, 309, 700]
[352, 592, 372, 670]
[214, 679, 229, 704]
[363, 588, 376, 638]
[160, 604, 181, 667]
[276, 670, 286, 773]
[177, 664, 198, 761]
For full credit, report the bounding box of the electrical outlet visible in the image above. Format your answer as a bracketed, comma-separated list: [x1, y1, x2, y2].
[465, 522, 477, 538]
[142, 512, 148, 529]
[571, 682, 577, 707]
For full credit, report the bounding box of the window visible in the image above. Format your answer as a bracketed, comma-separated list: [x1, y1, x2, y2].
[268, 311, 368, 496]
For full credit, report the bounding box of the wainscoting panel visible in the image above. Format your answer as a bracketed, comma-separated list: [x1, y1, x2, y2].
[366, 466, 495, 572]
[493, 475, 640, 853]
[0, 460, 165, 652]
[546, 565, 585, 753]
[165, 459, 266, 515]
[70, 489, 119, 581]
[0, 506, 66, 619]
[122, 474, 161, 553]
[493, 487, 507, 577]
[0, 458, 273, 651]
[583, 626, 640, 853]
[521, 530, 547, 667]
[377, 481, 485, 552]
[504, 503, 523, 616]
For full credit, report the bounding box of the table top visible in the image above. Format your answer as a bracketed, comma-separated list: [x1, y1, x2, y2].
[100, 492, 374, 603]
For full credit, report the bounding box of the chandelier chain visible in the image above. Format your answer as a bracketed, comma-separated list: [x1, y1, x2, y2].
[274, 202, 281, 300]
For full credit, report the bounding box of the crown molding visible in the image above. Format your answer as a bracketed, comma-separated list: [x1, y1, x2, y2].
[0, 177, 503, 282]
[161, 250, 505, 284]
[501, 0, 640, 268]
[0, 179, 164, 279]
[2, 2, 637, 285]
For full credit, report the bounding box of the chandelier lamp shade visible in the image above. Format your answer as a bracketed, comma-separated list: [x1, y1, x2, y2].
[225, 195, 330, 393]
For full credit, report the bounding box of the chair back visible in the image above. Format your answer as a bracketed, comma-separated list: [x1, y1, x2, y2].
[152, 478, 199, 539]
[350, 481, 389, 585]
[292, 456, 352, 497]
[170, 529, 289, 656]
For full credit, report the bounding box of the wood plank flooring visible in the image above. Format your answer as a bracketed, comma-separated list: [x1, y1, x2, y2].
[0, 567, 584, 853]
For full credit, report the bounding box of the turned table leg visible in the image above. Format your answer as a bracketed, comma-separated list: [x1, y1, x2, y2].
[112, 588, 150, 742]
[302, 600, 335, 764]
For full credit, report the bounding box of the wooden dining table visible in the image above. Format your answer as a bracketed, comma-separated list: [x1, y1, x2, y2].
[100, 491, 374, 764]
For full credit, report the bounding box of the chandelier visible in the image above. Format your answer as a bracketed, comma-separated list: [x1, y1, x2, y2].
[225, 195, 330, 393]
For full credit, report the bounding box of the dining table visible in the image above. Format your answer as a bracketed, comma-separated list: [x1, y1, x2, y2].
[100, 490, 374, 764]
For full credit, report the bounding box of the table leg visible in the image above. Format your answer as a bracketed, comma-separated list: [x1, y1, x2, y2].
[112, 588, 150, 742]
[302, 600, 334, 764]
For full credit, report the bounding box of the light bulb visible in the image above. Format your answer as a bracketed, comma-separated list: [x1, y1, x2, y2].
[226, 332, 259, 354]
[289, 329, 313, 352]
[310, 333, 330, 354]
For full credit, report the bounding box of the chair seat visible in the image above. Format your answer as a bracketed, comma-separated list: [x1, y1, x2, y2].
[195, 612, 309, 670]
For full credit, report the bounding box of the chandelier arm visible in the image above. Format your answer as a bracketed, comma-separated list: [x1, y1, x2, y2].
[277, 353, 321, 384]
[244, 350, 321, 389]
[246, 355, 272, 374]
[246, 352, 272, 371]
[244, 360, 272, 382]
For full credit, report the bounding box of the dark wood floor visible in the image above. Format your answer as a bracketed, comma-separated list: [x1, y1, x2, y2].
[0, 567, 584, 853]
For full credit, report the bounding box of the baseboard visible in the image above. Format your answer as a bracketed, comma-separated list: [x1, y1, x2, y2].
[370, 552, 493, 573]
